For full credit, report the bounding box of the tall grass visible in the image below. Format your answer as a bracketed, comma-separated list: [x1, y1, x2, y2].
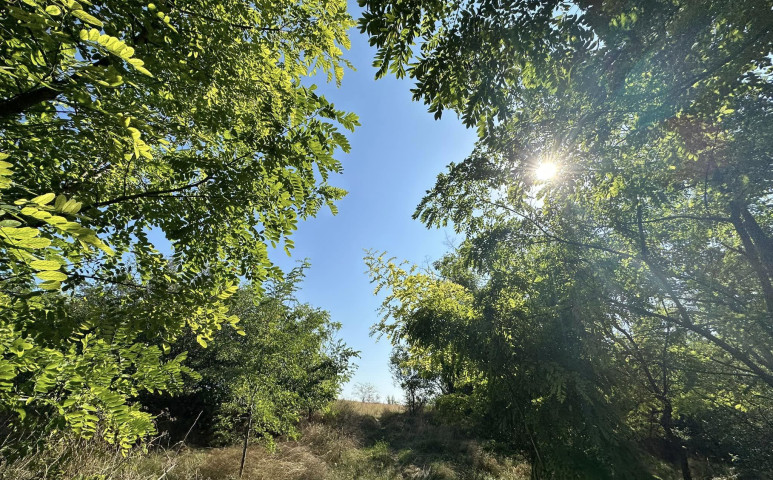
[0, 401, 530, 480]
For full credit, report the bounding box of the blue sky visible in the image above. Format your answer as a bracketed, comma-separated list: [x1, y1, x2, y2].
[266, 10, 477, 401]
[146, 5, 476, 401]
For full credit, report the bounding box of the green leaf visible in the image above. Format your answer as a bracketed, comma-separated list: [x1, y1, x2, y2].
[60, 198, 82, 214]
[127, 58, 153, 77]
[0, 363, 15, 381]
[16, 237, 51, 249]
[30, 259, 63, 271]
[54, 194, 67, 210]
[71, 8, 103, 27]
[0, 226, 39, 239]
[36, 270, 67, 281]
[31, 193, 55, 205]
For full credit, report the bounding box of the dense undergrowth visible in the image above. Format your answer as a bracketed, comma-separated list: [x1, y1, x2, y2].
[0, 401, 531, 480]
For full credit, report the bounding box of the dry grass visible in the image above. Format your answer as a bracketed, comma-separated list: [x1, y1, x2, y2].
[317, 400, 530, 480]
[191, 444, 327, 480]
[0, 401, 530, 480]
[337, 400, 404, 417]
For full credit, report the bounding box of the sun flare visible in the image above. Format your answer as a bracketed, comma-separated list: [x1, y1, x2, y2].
[534, 162, 558, 181]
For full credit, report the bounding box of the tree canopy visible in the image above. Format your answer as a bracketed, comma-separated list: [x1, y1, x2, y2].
[362, 0, 773, 477]
[0, 0, 356, 450]
[182, 267, 357, 448]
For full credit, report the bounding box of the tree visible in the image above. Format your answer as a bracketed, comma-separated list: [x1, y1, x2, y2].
[361, 1, 773, 477]
[172, 266, 357, 475]
[389, 346, 435, 414]
[360, 0, 771, 131]
[352, 382, 379, 403]
[361, 0, 773, 388]
[368, 247, 649, 478]
[366, 251, 479, 399]
[0, 0, 357, 450]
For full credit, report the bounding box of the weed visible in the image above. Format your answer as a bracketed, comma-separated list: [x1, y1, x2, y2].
[0, 401, 530, 480]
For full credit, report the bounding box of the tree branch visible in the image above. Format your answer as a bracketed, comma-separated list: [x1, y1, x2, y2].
[90, 176, 212, 208]
[0, 84, 62, 120]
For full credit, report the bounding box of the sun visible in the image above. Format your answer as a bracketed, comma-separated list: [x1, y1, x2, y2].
[534, 161, 558, 181]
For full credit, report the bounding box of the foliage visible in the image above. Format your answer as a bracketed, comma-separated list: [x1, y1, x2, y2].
[0, 161, 191, 454]
[389, 346, 435, 414]
[360, 0, 772, 132]
[367, 252, 480, 396]
[169, 266, 358, 449]
[368, 249, 650, 478]
[361, 0, 773, 477]
[0, 0, 356, 450]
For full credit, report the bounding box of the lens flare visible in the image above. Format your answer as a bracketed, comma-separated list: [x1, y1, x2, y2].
[534, 162, 558, 181]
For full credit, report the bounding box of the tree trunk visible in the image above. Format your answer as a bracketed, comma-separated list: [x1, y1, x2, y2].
[730, 201, 773, 315]
[678, 446, 692, 480]
[239, 406, 253, 478]
[740, 205, 773, 276]
[661, 403, 692, 480]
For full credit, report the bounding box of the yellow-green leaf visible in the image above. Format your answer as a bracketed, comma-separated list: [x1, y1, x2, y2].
[60, 199, 82, 214]
[71, 8, 103, 27]
[39, 280, 62, 290]
[30, 259, 62, 271]
[127, 58, 153, 76]
[18, 237, 51, 249]
[31, 193, 55, 205]
[36, 270, 67, 281]
[54, 194, 67, 210]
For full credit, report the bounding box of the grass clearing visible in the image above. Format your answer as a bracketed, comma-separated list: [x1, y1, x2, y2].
[0, 401, 530, 480]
